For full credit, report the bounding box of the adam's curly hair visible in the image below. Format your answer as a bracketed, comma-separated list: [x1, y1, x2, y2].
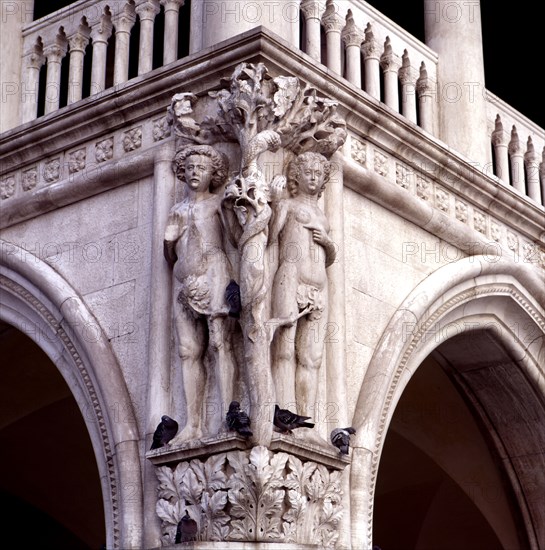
[173, 145, 229, 192]
[287, 152, 331, 198]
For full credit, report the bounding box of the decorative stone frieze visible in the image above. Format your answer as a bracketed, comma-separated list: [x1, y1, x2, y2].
[435, 188, 449, 213]
[1, 176, 16, 199]
[416, 174, 431, 201]
[68, 148, 86, 173]
[373, 150, 389, 177]
[490, 221, 502, 242]
[455, 199, 468, 223]
[153, 116, 171, 141]
[123, 127, 143, 152]
[395, 163, 410, 189]
[21, 167, 38, 191]
[43, 158, 61, 183]
[95, 138, 114, 162]
[351, 139, 366, 166]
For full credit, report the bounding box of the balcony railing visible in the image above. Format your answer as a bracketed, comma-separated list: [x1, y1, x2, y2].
[16, 0, 545, 209]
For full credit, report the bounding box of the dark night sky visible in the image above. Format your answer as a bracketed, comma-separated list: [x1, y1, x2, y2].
[33, 0, 543, 129]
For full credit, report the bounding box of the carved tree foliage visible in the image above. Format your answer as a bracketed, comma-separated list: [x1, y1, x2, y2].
[155, 447, 343, 547]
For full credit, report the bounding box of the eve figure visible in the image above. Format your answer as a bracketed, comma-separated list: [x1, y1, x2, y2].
[164, 145, 236, 441]
[269, 152, 336, 418]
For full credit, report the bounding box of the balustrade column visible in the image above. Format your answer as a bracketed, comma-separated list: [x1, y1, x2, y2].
[44, 39, 68, 115]
[136, 0, 160, 75]
[161, 0, 184, 64]
[341, 11, 364, 88]
[322, 0, 343, 75]
[524, 138, 541, 203]
[67, 27, 91, 104]
[362, 23, 380, 100]
[416, 62, 433, 133]
[113, 2, 137, 85]
[90, 15, 113, 95]
[508, 127, 525, 194]
[380, 38, 401, 112]
[300, 0, 323, 61]
[491, 115, 509, 184]
[22, 47, 44, 123]
[399, 51, 417, 124]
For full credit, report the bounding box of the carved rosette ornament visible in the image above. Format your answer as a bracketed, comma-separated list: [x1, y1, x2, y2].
[155, 446, 343, 548]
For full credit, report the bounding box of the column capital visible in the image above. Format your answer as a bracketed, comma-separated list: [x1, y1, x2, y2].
[524, 137, 539, 165]
[322, 0, 344, 33]
[398, 50, 417, 84]
[380, 37, 401, 73]
[416, 62, 433, 95]
[300, 0, 324, 21]
[508, 126, 524, 156]
[24, 43, 45, 69]
[341, 10, 364, 48]
[362, 23, 380, 60]
[160, 0, 185, 10]
[91, 12, 113, 42]
[540, 147, 545, 178]
[112, 2, 137, 32]
[44, 38, 68, 62]
[491, 115, 508, 147]
[135, 0, 161, 21]
[68, 26, 91, 53]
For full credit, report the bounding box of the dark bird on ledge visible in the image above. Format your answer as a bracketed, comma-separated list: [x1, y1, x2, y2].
[226, 400, 253, 437]
[225, 280, 242, 318]
[175, 510, 198, 543]
[330, 427, 356, 455]
[150, 415, 179, 450]
[273, 404, 315, 434]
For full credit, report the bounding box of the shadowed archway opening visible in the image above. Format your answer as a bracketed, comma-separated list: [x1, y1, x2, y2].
[373, 326, 540, 549]
[0, 322, 106, 549]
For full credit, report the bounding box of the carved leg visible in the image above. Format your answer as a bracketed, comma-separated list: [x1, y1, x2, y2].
[271, 325, 297, 409]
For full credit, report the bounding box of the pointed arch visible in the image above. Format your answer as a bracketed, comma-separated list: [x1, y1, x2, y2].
[349, 255, 545, 549]
[0, 240, 143, 549]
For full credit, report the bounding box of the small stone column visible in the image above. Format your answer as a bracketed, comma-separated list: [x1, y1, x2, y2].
[341, 10, 364, 88]
[362, 23, 380, 100]
[416, 62, 433, 133]
[399, 50, 417, 124]
[67, 26, 91, 104]
[113, 2, 137, 85]
[90, 14, 113, 95]
[300, 0, 323, 61]
[508, 126, 525, 194]
[44, 38, 68, 115]
[21, 45, 44, 123]
[161, 0, 185, 64]
[321, 0, 344, 75]
[380, 37, 401, 112]
[524, 137, 541, 204]
[491, 115, 509, 184]
[136, 0, 160, 75]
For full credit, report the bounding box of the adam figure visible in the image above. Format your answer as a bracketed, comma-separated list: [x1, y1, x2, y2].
[269, 152, 336, 418]
[164, 145, 235, 440]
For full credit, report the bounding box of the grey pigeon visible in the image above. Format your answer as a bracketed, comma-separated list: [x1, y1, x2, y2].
[330, 427, 356, 455]
[150, 415, 179, 450]
[175, 510, 198, 543]
[225, 280, 242, 318]
[226, 400, 253, 437]
[273, 404, 315, 434]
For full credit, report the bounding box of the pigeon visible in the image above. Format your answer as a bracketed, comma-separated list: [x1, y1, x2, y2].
[226, 400, 253, 437]
[150, 415, 179, 450]
[225, 280, 242, 318]
[330, 427, 356, 455]
[273, 404, 315, 434]
[175, 510, 198, 543]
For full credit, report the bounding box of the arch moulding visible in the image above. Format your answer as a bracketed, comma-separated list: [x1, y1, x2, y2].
[349, 255, 545, 549]
[0, 240, 143, 550]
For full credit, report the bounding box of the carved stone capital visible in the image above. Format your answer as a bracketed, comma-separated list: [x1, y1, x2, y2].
[322, 0, 344, 33]
[362, 23, 380, 60]
[300, 0, 324, 21]
[524, 137, 539, 165]
[68, 27, 91, 53]
[380, 38, 401, 73]
[491, 115, 508, 147]
[341, 10, 364, 48]
[135, 0, 161, 21]
[160, 0, 185, 11]
[44, 39, 68, 63]
[416, 62, 431, 95]
[90, 14, 113, 43]
[540, 147, 545, 178]
[508, 126, 523, 156]
[24, 44, 45, 70]
[112, 2, 137, 32]
[398, 50, 417, 85]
